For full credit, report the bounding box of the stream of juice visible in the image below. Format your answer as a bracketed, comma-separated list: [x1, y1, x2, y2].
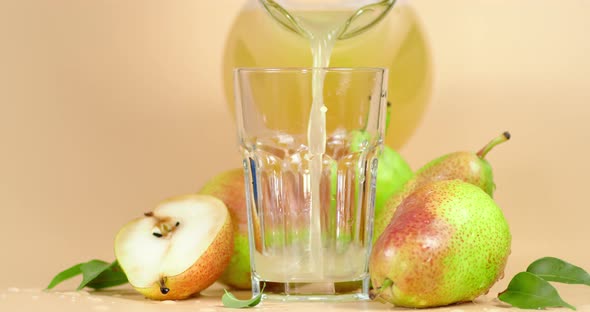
[297, 10, 352, 280]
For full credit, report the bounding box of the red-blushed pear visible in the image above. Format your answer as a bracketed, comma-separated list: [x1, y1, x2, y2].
[373, 132, 510, 242]
[114, 194, 233, 300]
[199, 168, 259, 290]
[370, 180, 511, 308]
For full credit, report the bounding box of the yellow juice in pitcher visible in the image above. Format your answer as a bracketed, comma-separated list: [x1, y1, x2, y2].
[223, 2, 433, 149]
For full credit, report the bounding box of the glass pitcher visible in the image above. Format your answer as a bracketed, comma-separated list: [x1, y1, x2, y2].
[259, 0, 396, 40]
[223, 0, 433, 149]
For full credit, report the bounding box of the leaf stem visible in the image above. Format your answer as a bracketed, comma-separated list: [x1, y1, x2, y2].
[369, 278, 393, 300]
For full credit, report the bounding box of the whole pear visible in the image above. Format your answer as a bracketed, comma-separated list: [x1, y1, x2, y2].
[375, 101, 414, 216]
[370, 180, 511, 308]
[199, 169, 251, 290]
[348, 131, 414, 217]
[375, 146, 414, 217]
[373, 132, 510, 241]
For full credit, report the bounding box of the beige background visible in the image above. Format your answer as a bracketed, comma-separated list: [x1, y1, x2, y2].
[0, 0, 589, 299]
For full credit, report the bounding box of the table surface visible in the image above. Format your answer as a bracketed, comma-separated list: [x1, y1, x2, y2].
[2, 283, 589, 312]
[4, 239, 589, 311]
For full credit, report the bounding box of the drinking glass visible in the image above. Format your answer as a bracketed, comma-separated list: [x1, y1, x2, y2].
[234, 67, 387, 301]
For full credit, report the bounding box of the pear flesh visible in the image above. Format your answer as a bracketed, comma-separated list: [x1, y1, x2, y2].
[370, 180, 511, 308]
[114, 194, 233, 300]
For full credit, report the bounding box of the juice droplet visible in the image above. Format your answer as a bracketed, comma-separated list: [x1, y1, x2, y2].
[87, 296, 103, 302]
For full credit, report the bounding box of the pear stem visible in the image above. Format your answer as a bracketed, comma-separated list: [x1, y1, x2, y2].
[369, 278, 394, 301]
[385, 101, 392, 133]
[476, 131, 511, 159]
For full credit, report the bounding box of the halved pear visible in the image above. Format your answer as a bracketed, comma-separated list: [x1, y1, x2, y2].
[114, 194, 233, 300]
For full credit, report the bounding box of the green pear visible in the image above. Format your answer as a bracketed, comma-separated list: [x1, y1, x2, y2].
[373, 132, 510, 241]
[347, 130, 414, 217]
[199, 169, 251, 290]
[370, 180, 511, 308]
[375, 146, 414, 217]
[376, 101, 414, 215]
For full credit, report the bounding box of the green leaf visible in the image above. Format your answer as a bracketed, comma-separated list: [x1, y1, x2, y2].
[499, 272, 576, 310]
[46, 259, 127, 291]
[85, 261, 128, 289]
[46, 263, 83, 289]
[527, 257, 590, 286]
[221, 284, 265, 308]
[77, 260, 113, 290]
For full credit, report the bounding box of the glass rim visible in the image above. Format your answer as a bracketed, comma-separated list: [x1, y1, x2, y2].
[234, 67, 387, 74]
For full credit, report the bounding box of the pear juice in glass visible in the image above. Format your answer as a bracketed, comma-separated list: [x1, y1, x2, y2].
[234, 67, 387, 301]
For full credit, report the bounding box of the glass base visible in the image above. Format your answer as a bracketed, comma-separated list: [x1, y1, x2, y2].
[252, 276, 371, 302]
